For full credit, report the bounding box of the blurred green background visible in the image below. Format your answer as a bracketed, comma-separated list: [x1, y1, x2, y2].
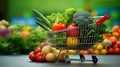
[0, 0, 120, 29]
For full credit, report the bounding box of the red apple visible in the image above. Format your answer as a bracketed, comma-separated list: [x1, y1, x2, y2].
[34, 47, 42, 55]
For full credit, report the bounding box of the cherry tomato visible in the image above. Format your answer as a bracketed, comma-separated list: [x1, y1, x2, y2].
[34, 47, 42, 55]
[36, 52, 45, 62]
[36, 56, 45, 62]
[29, 51, 36, 61]
[39, 43, 45, 48]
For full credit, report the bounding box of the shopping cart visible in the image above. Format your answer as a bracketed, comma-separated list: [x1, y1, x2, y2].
[47, 14, 110, 63]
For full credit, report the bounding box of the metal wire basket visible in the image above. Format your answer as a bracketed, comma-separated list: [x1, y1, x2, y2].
[47, 14, 110, 63]
[47, 14, 110, 50]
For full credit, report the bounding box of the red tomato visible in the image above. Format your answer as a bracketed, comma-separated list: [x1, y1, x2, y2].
[34, 47, 42, 55]
[113, 45, 118, 48]
[67, 23, 79, 37]
[114, 48, 120, 54]
[36, 56, 45, 62]
[52, 23, 66, 31]
[29, 51, 36, 61]
[36, 52, 45, 62]
[108, 48, 114, 54]
[111, 39, 117, 46]
[39, 43, 45, 48]
[117, 41, 120, 48]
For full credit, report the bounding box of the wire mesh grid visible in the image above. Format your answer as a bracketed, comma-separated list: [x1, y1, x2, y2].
[47, 24, 103, 50]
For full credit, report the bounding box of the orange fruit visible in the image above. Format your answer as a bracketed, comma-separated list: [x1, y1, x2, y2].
[112, 25, 120, 33]
[112, 32, 120, 38]
[109, 36, 118, 42]
[118, 29, 120, 34]
[102, 33, 112, 39]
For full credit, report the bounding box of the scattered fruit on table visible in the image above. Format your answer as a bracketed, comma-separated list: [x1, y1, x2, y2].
[28, 42, 69, 63]
[92, 43, 107, 55]
[93, 25, 120, 55]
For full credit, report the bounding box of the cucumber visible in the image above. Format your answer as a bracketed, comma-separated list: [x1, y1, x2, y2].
[32, 9, 52, 29]
[36, 17, 48, 27]
[36, 21, 51, 31]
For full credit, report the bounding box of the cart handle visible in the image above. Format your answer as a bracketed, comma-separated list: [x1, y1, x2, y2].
[95, 14, 110, 26]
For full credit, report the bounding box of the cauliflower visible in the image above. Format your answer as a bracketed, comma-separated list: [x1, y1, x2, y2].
[73, 11, 93, 26]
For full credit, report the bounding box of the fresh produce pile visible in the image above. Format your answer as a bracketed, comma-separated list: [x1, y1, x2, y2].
[78, 25, 120, 55]
[0, 20, 48, 55]
[28, 25, 120, 63]
[33, 8, 107, 49]
[29, 41, 69, 62]
[32, 8, 103, 31]
[31, 8, 120, 56]
[0, 7, 119, 57]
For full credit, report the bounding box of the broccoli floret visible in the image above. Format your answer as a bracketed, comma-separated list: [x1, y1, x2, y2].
[73, 11, 93, 26]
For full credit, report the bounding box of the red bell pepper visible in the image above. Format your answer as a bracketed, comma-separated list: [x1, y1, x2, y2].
[52, 23, 66, 31]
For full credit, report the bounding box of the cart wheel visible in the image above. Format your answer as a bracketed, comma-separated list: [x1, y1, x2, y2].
[92, 56, 98, 63]
[65, 59, 71, 63]
[79, 54, 85, 62]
